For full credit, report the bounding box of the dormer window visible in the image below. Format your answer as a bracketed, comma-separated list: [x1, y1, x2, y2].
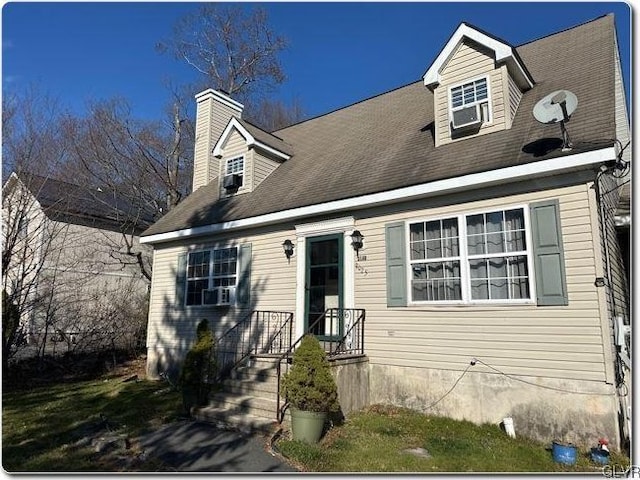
[223, 156, 244, 191]
[449, 77, 490, 130]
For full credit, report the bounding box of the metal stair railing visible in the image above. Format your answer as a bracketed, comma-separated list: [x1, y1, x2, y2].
[276, 308, 366, 422]
[215, 310, 294, 381]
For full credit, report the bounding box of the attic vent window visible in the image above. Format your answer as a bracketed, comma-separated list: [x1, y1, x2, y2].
[224, 156, 244, 190]
[450, 77, 490, 130]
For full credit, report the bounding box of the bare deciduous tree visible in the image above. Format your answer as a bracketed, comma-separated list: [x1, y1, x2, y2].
[64, 95, 195, 280]
[158, 4, 306, 131]
[2, 173, 74, 368]
[158, 4, 286, 101]
[244, 97, 306, 131]
[2, 87, 71, 181]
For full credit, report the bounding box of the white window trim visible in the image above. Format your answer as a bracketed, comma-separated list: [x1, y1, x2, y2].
[224, 155, 245, 180]
[405, 203, 536, 306]
[447, 74, 493, 127]
[185, 245, 239, 307]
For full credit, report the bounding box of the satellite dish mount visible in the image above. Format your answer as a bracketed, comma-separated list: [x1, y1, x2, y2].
[532, 90, 578, 152]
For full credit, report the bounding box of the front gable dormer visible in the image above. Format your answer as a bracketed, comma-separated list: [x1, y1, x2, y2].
[424, 23, 535, 146]
[213, 117, 292, 197]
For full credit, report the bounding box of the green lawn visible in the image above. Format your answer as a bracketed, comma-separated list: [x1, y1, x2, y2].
[2, 360, 183, 472]
[276, 405, 630, 473]
[3, 364, 630, 473]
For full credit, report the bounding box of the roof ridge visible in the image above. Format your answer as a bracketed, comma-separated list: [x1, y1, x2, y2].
[18, 171, 84, 189]
[460, 21, 515, 48]
[516, 13, 612, 48]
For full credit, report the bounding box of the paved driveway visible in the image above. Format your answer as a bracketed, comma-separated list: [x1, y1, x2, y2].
[138, 420, 297, 472]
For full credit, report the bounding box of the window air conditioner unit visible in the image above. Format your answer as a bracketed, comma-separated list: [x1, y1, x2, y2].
[223, 174, 242, 190]
[202, 286, 236, 306]
[451, 103, 485, 130]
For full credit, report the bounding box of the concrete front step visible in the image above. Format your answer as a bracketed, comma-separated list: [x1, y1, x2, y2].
[229, 359, 282, 382]
[229, 366, 278, 383]
[192, 405, 279, 435]
[222, 377, 279, 397]
[208, 391, 279, 419]
[193, 354, 290, 434]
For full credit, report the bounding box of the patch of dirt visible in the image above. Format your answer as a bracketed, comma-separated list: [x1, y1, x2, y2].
[102, 356, 148, 380]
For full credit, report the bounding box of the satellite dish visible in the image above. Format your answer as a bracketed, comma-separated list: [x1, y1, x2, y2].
[533, 90, 578, 124]
[532, 89, 578, 151]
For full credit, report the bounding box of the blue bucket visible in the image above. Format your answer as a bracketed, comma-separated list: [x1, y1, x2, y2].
[590, 448, 610, 465]
[552, 441, 577, 465]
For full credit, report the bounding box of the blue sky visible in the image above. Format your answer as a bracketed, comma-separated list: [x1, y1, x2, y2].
[2, 2, 632, 122]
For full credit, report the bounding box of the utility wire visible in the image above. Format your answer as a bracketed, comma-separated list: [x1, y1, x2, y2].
[473, 358, 617, 396]
[599, 179, 630, 197]
[423, 357, 620, 412]
[423, 362, 473, 411]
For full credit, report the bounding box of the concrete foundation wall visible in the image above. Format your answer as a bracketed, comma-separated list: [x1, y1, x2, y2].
[331, 356, 370, 415]
[369, 364, 619, 449]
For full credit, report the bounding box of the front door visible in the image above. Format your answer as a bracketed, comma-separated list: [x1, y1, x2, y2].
[305, 234, 343, 339]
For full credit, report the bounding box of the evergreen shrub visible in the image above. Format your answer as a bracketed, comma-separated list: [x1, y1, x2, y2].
[179, 319, 217, 407]
[281, 334, 340, 413]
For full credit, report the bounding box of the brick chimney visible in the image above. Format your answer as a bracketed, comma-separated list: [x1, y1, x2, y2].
[192, 89, 244, 191]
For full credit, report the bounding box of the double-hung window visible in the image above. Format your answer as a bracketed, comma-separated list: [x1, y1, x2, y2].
[449, 77, 490, 129]
[224, 156, 244, 189]
[410, 218, 462, 301]
[408, 207, 532, 303]
[186, 247, 238, 306]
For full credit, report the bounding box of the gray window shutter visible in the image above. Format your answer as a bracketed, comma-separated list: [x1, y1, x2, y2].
[385, 222, 407, 307]
[176, 253, 187, 306]
[530, 200, 568, 306]
[237, 243, 252, 307]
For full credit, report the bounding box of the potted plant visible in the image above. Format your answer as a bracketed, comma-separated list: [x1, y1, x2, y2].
[179, 319, 217, 415]
[280, 334, 340, 443]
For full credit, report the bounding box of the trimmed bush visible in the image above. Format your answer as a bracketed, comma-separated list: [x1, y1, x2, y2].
[281, 334, 340, 413]
[179, 319, 217, 408]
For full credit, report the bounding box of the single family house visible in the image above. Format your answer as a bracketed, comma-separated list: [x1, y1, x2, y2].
[140, 15, 630, 447]
[2, 171, 152, 354]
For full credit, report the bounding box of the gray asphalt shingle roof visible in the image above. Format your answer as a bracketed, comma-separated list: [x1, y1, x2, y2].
[14, 172, 154, 234]
[143, 15, 619, 238]
[236, 118, 293, 157]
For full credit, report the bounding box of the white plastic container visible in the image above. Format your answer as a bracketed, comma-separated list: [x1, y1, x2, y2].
[503, 417, 516, 438]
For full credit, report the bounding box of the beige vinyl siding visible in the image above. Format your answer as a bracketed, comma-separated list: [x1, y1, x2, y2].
[219, 130, 252, 196]
[507, 69, 523, 126]
[439, 41, 495, 85]
[192, 98, 241, 191]
[15, 210, 149, 336]
[353, 181, 607, 383]
[596, 173, 629, 337]
[146, 225, 298, 353]
[253, 150, 281, 188]
[614, 34, 631, 164]
[47, 221, 147, 276]
[436, 40, 507, 146]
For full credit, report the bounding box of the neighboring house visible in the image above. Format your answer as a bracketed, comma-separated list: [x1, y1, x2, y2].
[141, 15, 630, 447]
[2, 172, 152, 353]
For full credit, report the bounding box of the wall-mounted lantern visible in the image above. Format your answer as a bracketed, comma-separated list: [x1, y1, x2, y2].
[282, 239, 295, 260]
[350, 230, 364, 259]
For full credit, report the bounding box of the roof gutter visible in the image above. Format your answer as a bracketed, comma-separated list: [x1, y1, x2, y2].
[141, 147, 616, 244]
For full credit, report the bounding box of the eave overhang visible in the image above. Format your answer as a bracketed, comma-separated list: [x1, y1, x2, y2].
[141, 147, 615, 245]
[213, 117, 291, 161]
[423, 22, 535, 91]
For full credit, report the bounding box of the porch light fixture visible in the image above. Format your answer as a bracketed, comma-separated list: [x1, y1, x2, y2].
[350, 230, 364, 258]
[282, 239, 294, 260]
